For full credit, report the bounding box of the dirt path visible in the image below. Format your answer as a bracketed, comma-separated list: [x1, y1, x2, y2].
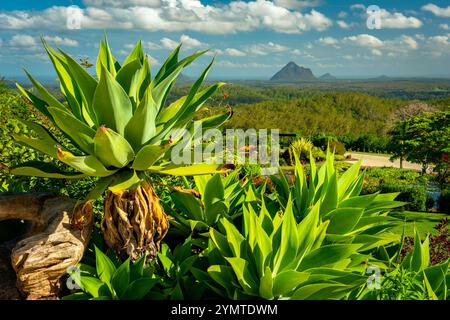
[344, 153, 423, 171]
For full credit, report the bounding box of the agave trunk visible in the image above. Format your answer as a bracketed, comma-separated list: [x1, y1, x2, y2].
[101, 181, 169, 261]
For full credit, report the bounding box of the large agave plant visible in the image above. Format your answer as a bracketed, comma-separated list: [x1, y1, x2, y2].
[9, 37, 231, 260]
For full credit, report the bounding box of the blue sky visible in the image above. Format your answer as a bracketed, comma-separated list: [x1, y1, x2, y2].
[0, 0, 449, 79]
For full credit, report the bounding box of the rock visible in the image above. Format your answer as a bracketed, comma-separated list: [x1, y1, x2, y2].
[0, 193, 92, 300]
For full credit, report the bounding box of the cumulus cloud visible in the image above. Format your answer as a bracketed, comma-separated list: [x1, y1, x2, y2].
[378, 10, 422, 29]
[422, 3, 450, 17]
[0, 0, 333, 35]
[350, 4, 422, 29]
[429, 35, 449, 45]
[158, 34, 206, 50]
[9, 34, 37, 47]
[344, 34, 383, 48]
[272, 0, 322, 10]
[247, 42, 290, 55]
[440, 24, 449, 30]
[317, 37, 339, 45]
[224, 48, 247, 57]
[336, 20, 351, 29]
[43, 35, 79, 47]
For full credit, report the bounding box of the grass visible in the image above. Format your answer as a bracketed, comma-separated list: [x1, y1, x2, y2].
[389, 211, 449, 238]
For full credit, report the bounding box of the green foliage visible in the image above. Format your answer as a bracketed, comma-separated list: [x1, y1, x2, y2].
[271, 151, 404, 252]
[168, 172, 246, 237]
[8, 37, 231, 203]
[63, 246, 158, 300]
[202, 199, 366, 299]
[388, 110, 450, 180]
[358, 228, 449, 300]
[379, 183, 427, 212]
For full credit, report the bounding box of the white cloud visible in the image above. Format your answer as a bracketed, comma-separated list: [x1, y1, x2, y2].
[9, 34, 37, 47]
[400, 35, 418, 49]
[160, 34, 206, 50]
[378, 10, 423, 29]
[224, 48, 246, 57]
[336, 20, 351, 29]
[216, 60, 276, 68]
[338, 11, 347, 18]
[247, 42, 289, 55]
[371, 49, 382, 56]
[439, 24, 450, 30]
[0, 0, 333, 35]
[83, 0, 161, 7]
[344, 34, 383, 48]
[429, 35, 449, 45]
[43, 35, 79, 47]
[350, 4, 365, 11]
[422, 3, 450, 17]
[317, 36, 339, 45]
[273, 0, 322, 9]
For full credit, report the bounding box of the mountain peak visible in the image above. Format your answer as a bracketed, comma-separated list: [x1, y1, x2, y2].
[270, 62, 316, 81]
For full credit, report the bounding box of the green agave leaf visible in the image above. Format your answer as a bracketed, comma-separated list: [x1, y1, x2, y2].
[125, 88, 158, 150]
[338, 193, 378, 209]
[116, 58, 142, 95]
[22, 68, 67, 111]
[93, 64, 133, 135]
[171, 191, 204, 221]
[56, 148, 117, 177]
[131, 143, 171, 170]
[147, 163, 226, 176]
[13, 120, 60, 158]
[291, 283, 350, 300]
[207, 265, 238, 295]
[79, 276, 111, 298]
[123, 40, 144, 66]
[272, 270, 310, 298]
[411, 228, 430, 272]
[111, 259, 130, 299]
[225, 257, 259, 296]
[337, 160, 361, 200]
[298, 244, 362, 271]
[209, 228, 233, 257]
[152, 44, 181, 85]
[93, 126, 135, 168]
[129, 55, 151, 104]
[122, 278, 158, 300]
[42, 39, 83, 120]
[10, 161, 86, 179]
[108, 170, 143, 195]
[59, 50, 98, 121]
[47, 106, 96, 154]
[259, 267, 274, 300]
[325, 208, 364, 235]
[273, 198, 299, 274]
[16, 83, 53, 120]
[96, 37, 119, 78]
[95, 246, 117, 288]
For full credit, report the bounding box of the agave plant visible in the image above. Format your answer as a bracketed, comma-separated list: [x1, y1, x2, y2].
[271, 151, 405, 252]
[8, 37, 231, 260]
[195, 197, 368, 300]
[169, 171, 247, 236]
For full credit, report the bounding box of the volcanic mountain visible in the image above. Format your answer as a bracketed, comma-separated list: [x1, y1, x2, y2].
[270, 61, 316, 81]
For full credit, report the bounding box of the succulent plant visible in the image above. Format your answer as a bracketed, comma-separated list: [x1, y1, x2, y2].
[9, 36, 231, 260]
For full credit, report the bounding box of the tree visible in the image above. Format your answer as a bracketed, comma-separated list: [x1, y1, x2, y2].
[389, 111, 450, 182]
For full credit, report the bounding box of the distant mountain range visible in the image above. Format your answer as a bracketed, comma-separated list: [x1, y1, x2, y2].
[270, 61, 316, 81]
[319, 73, 337, 80]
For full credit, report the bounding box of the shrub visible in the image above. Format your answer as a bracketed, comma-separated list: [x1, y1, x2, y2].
[329, 140, 346, 155]
[379, 183, 427, 212]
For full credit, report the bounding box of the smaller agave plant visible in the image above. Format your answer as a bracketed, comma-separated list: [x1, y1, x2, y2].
[8, 36, 231, 261]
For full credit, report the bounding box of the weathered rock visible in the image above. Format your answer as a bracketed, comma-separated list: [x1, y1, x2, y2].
[0, 193, 92, 300]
